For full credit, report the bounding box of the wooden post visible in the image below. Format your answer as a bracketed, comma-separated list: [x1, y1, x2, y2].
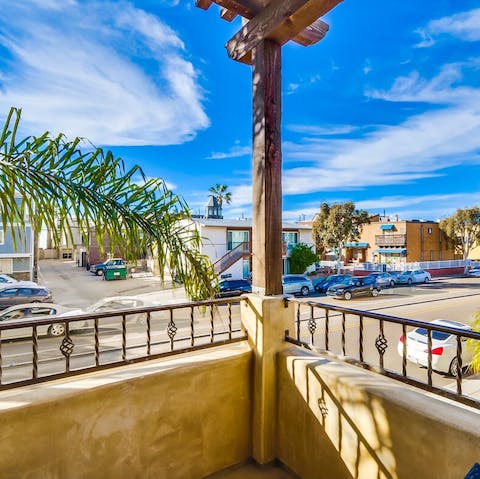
[252, 39, 283, 296]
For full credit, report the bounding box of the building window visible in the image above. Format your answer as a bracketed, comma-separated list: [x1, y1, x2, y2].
[430, 250, 434, 261]
[282, 232, 298, 244]
[227, 230, 249, 250]
[428, 228, 432, 234]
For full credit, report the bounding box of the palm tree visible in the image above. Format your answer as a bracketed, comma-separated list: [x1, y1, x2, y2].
[208, 184, 232, 208]
[0, 107, 216, 300]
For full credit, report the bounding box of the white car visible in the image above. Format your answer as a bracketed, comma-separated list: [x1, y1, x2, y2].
[282, 275, 314, 296]
[397, 319, 473, 377]
[0, 303, 76, 339]
[396, 269, 431, 285]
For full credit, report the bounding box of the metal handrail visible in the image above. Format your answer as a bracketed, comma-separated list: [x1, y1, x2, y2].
[285, 299, 480, 409]
[0, 297, 247, 390]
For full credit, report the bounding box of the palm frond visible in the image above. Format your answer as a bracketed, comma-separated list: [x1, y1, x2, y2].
[0, 107, 217, 299]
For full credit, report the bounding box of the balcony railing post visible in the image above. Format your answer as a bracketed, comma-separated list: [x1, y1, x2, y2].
[240, 294, 296, 464]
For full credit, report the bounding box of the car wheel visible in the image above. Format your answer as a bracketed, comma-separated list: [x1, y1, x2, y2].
[407, 278, 413, 285]
[344, 291, 352, 300]
[424, 277, 430, 283]
[449, 357, 461, 377]
[48, 323, 65, 337]
[300, 286, 309, 296]
[372, 288, 379, 297]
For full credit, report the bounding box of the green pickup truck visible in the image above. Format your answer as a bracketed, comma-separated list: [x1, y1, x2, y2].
[90, 258, 126, 276]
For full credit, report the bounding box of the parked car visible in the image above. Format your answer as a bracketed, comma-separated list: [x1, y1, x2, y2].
[0, 303, 75, 338]
[467, 267, 480, 278]
[282, 274, 314, 296]
[0, 286, 52, 309]
[79, 296, 157, 324]
[217, 279, 252, 298]
[396, 269, 431, 285]
[313, 274, 352, 293]
[397, 319, 473, 377]
[0, 273, 37, 287]
[90, 258, 126, 276]
[326, 277, 381, 300]
[366, 272, 398, 287]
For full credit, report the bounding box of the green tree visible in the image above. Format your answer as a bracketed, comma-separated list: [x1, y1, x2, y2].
[312, 202, 370, 264]
[289, 242, 318, 274]
[439, 207, 480, 272]
[0, 107, 216, 300]
[208, 184, 232, 208]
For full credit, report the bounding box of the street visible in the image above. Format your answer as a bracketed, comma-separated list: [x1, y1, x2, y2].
[2, 261, 480, 398]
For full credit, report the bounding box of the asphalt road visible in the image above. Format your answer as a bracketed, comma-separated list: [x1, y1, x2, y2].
[4, 264, 480, 399]
[37, 259, 186, 309]
[293, 276, 480, 394]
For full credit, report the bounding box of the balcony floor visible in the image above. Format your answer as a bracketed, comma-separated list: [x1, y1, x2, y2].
[207, 463, 298, 479]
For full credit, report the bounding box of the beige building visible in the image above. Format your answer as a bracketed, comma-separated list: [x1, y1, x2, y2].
[344, 215, 457, 266]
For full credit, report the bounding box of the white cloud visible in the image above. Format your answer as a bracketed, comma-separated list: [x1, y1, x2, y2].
[286, 124, 357, 136]
[0, 1, 209, 146]
[417, 8, 480, 46]
[207, 145, 251, 160]
[367, 63, 477, 104]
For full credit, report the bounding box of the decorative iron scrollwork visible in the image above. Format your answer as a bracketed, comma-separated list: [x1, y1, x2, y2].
[308, 318, 317, 335]
[60, 336, 74, 357]
[318, 398, 328, 418]
[167, 321, 178, 339]
[375, 333, 388, 355]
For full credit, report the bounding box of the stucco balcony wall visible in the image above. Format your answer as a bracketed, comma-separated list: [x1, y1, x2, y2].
[276, 347, 480, 479]
[0, 343, 252, 479]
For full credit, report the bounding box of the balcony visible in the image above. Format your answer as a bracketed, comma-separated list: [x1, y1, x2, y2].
[375, 234, 406, 247]
[0, 296, 479, 478]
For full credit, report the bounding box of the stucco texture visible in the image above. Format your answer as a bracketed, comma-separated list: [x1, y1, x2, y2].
[0, 344, 252, 479]
[276, 348, 480, 479]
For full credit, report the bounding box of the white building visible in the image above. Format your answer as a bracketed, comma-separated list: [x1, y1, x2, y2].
[184, 213, 313, 280]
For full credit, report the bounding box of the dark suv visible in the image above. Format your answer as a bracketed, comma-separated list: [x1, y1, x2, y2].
[326, 276, 381, 300]
[217, 279, 252, 298]
[313, 274, 352, 293]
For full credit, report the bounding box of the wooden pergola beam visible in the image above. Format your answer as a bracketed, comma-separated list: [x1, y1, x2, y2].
[220, 6, 238, 21]
[226, 0, 342, 63]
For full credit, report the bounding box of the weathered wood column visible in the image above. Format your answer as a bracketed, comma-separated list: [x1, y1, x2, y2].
[251, 39, 283, 296]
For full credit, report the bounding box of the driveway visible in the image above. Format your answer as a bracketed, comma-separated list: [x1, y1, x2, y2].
[38, 259, 187, 309]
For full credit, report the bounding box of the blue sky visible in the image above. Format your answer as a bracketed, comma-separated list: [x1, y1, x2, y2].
[0, 0, 479, 222]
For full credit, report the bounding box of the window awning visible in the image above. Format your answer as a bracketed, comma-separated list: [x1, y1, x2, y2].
[380, 224, 395, 231]
[374, 248, 406, 254]
[343, 242, 369, 248]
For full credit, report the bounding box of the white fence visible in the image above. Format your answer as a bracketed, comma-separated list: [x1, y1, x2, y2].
[317, 259, 469, 273]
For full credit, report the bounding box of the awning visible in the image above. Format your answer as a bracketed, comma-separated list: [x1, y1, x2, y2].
[374, 248, 406, 254]
[380, 224, 395, 231]
[343, 242, 369, 248]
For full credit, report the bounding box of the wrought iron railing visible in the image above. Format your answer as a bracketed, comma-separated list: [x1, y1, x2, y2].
[0, 298, 247, 390]
[285, 300, 480, 409]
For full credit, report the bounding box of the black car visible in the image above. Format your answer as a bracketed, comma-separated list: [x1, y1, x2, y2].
[313, 274, 352, 293]
[326, 277, 381, 300]
[217, 279, 252, 298]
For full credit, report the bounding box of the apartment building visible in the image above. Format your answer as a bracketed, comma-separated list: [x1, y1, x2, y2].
[343, 215, 456, 266]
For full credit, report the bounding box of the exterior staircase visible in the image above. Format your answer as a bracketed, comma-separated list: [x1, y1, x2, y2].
[213, 241, 251, 275]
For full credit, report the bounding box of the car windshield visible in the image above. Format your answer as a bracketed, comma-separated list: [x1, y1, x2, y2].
[399, 271, 412, 276]
[414, 328, 451, 341]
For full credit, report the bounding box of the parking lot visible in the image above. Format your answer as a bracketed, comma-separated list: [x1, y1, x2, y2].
[38, 259, 188, 310]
